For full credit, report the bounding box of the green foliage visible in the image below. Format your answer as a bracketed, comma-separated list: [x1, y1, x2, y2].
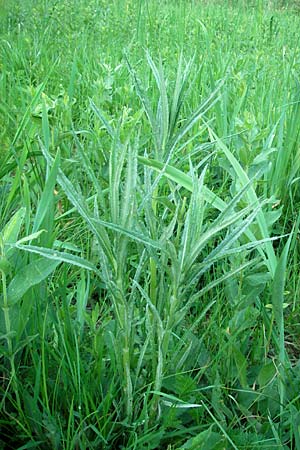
[1, 0, 300, 448]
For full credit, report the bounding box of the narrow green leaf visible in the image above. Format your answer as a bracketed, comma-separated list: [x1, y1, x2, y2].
[146, 53, 169, 152]
[2, 208, 26, 244]
[207, 126, 277, 276]
[15, 230, 45, 245]
[232, 345, 248, 388]
[138, 156, 225, 210]
[168, 80, 223, 154]
[272, 232, 293, 331]
[38, 137, 116, 270]
[150, 390, 201, 408]
[139, 156, 271, 268]
[90, 99, 116, 140]
[272, 229, 293, 412]
[32, 151, 60, 233]
[77, 272, 90, 331]
[42, 97, 50, 151]
[91, 218, 162, 250]
[125, 54, 159, 152]
[169, 53, 194, 137]
[201, 401, 239, 450]
[13, 244, 100, 275]
[0, 257, 12, 275]
[12, 82, 46, 148]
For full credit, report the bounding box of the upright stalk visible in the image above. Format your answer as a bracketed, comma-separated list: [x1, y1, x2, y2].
[0, 246, 21, 409]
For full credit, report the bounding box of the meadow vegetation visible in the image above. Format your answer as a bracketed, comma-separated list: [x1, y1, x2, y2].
[1, 0, 300, 448]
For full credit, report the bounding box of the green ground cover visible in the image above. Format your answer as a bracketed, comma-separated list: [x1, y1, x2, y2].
[1, 0, 300, 448]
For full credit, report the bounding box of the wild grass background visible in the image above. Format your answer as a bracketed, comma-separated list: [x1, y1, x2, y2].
[1, 0, 300, 448]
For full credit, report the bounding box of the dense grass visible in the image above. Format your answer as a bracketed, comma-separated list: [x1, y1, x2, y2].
[1, 0, 300, 448]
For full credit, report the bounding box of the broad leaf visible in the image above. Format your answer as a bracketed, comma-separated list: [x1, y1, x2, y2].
[7, 257, 60, 305]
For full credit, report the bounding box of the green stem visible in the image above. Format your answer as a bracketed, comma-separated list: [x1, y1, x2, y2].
[150, 257, 157, 307]
[1, 268, 21, 409]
